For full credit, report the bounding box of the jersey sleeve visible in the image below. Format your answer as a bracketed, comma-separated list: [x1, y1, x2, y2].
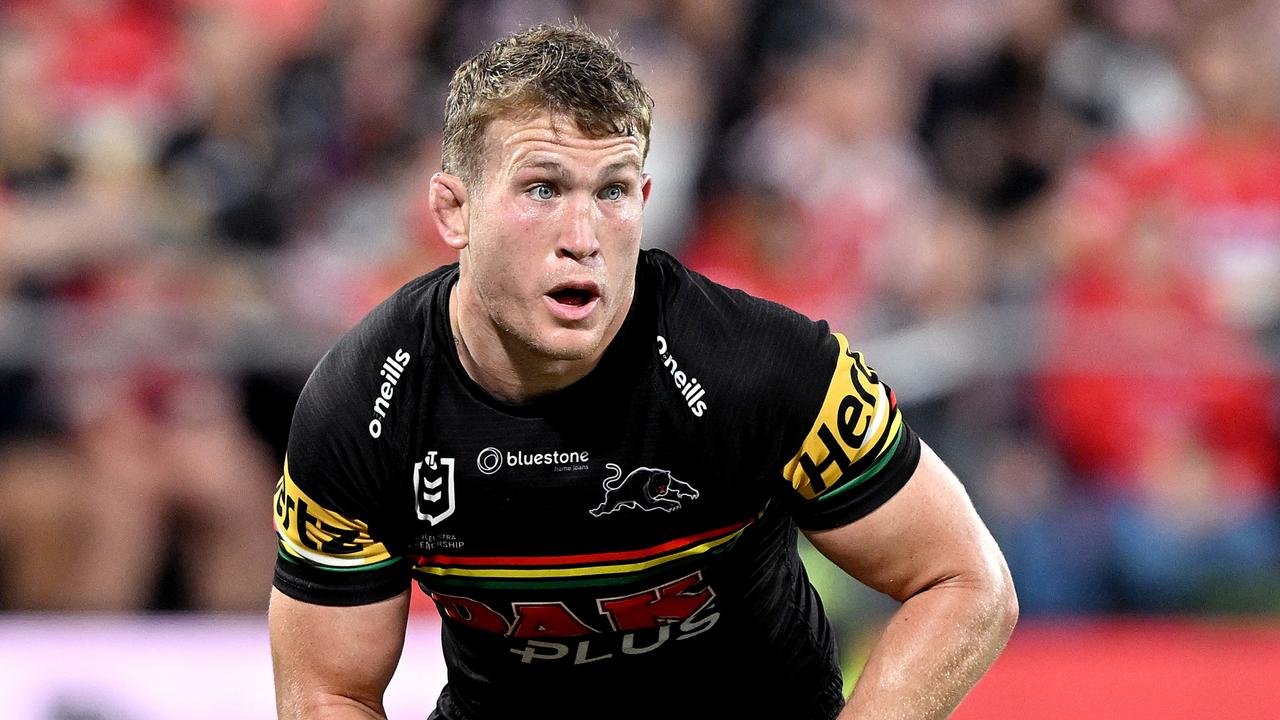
[777, 331, 921, 531]
[272, 352, 412, 606]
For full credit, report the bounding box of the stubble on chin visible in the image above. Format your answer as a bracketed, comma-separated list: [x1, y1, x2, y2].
[490, 303, 602, 363]
[525, 319, 605, 362]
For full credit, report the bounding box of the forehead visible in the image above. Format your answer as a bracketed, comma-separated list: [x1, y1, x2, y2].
[482, 112, 645, 175]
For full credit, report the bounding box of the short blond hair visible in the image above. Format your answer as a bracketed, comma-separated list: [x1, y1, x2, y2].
[441, 22, 654, 185]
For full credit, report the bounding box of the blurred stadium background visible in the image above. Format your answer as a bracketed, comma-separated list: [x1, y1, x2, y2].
[1, 0, 1278, 717]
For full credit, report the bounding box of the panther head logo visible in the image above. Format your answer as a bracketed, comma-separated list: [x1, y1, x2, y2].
[589, 464, 700, 517]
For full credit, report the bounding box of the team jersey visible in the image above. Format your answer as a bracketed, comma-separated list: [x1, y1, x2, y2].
[273, 249, 921, 720]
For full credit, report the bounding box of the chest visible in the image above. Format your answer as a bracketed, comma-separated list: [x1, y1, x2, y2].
[393, 369, 770, 637]
[406, 374, 760, 540]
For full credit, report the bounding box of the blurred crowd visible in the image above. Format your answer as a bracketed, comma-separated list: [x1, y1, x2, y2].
[0, 0, 1277, 619]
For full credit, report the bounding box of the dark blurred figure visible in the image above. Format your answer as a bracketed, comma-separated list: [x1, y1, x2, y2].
[917, 0, 1083, 216]
[684, 4, 936, 334]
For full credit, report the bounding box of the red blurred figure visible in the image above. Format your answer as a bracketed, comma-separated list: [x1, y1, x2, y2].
[1036, 3, 1280, 610]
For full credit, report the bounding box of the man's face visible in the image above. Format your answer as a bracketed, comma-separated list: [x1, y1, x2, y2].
[459, 112, 650, 362]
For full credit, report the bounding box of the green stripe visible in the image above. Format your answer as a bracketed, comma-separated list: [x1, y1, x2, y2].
[815, 423, 902, 503]
[278, 547, 402, 572]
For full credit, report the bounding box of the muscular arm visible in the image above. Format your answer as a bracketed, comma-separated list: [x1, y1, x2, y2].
[806, 441, 1018, 720]
[269, 588, 411, 720]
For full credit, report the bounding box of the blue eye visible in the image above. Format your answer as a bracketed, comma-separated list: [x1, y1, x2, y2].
[600, 185, 623, 201]
[531, 184, 554, 200]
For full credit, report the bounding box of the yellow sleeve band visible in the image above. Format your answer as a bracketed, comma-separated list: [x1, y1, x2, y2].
[274, 457, 394, 568]
[782, 333, 901, 500]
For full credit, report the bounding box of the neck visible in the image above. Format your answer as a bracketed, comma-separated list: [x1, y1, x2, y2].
[448, 280, 621, 404]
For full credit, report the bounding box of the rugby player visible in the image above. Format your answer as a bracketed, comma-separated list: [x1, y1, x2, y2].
[269, 21, 1017, 720]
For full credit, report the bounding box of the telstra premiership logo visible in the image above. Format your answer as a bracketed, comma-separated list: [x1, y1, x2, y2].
[414, 451, 455, 526]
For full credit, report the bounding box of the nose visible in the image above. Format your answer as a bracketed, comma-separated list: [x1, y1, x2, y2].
[558, 196, 600, 261]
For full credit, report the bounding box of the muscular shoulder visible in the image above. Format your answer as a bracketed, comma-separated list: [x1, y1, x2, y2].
[641, 250, 919, 528]
[273, 267, 454, 604]
[287, 264, 453, 507]
[641, 249, 834, 410]
[293, 265, 453, 441]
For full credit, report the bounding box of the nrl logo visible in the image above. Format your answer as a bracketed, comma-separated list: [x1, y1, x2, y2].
[414, 451, 456, 526]
[589, 463, 699, 517]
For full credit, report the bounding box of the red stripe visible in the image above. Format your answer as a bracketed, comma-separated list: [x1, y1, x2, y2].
[423, 517, 752, 568]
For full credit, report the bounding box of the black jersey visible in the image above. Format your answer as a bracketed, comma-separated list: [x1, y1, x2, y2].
[273, 249, 921, 720]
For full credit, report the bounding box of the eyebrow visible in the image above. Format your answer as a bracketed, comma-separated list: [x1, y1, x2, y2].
[513, 157, 643, 183]
[514, 160, 571, 180]
[597, 158, 643, 181]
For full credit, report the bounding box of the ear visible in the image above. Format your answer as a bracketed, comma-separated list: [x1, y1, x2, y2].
[640, 174, 652, 206]
[430, 172, 470, 249]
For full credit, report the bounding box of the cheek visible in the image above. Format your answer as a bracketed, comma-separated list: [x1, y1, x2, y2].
[512, 200, 548, 227]
[592, 204, 641, 266]
[475, 202, 539, 255]
[604, 205, 644, 267]
[470, 222, 543, 300]
[474, 247, 525, 301]
[606, 200, 645, 229]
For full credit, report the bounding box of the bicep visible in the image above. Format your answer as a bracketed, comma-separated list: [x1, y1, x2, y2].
[804, 441, 1009, 602]
[269, 588, 410, 718]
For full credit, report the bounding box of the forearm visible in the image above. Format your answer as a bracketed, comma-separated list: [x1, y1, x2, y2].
[838, 579, 1018, 720]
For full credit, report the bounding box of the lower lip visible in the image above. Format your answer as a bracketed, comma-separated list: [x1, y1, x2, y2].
[544, 294, 600, 322]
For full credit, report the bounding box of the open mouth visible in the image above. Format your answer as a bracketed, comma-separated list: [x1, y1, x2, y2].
[549, 287, 597, 306]
[547, 281, 601, 306]
[545, 282, 601, 320]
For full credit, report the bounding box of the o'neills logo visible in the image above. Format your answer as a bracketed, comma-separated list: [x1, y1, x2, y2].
[656, 335, 707, 417]
[368, 348, 411, 438]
